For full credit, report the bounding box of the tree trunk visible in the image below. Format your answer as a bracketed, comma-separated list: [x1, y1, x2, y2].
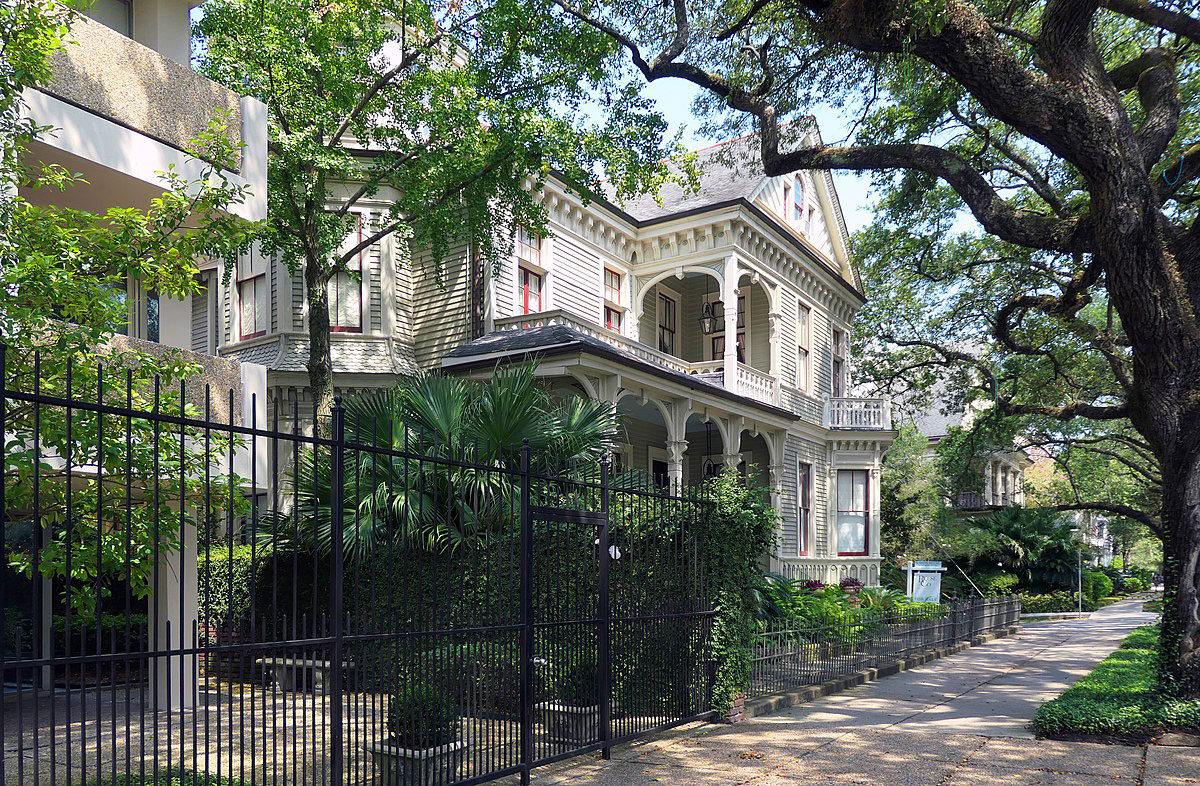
[304, 253, 335, 431]
[1159, 449, 1200, 695]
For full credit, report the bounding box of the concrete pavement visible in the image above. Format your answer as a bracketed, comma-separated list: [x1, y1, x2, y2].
[527, 597, 1198, 785]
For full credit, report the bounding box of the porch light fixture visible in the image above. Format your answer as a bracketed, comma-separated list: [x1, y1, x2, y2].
[698, 277, 721, 334]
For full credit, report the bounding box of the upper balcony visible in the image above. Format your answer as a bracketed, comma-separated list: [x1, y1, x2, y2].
[824, 397, 892, 431]
[42, 16, 245, 171]
[20, 9, 266, 222]
[496, 309, 780, 406]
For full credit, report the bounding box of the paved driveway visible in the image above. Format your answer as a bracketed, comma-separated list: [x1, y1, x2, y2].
[529, 598, 1198, 785]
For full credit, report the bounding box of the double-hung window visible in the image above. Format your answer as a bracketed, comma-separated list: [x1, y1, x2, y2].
[793, 175, 804, 222]
[797, 303, 811, 391]
[797, 461, 812, 556]
[836, 469, 869, 556]
[329, 214, 363, 333]
[237, 252, 268, 340]
[603, 268, 623, 332]
[831, 327, 846, 397]
[657, 291, 677, 355]
[518, 227, 545, 315]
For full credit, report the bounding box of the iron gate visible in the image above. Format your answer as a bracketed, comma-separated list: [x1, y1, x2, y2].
[0, 351, 718, 786]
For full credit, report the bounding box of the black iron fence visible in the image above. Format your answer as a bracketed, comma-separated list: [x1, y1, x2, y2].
[0, 350, 718, 786]
[748, 597, 1022, 699]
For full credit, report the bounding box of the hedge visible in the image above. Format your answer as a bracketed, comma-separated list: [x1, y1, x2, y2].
[1088, 571, 1114, 601]
[90, 769, 248, 786]
[1031, 625, 1200, 740]
[1019, 591, 1096, 614]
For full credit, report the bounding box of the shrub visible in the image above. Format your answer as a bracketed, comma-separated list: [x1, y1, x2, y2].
[1088, 571, 1114, 601]
[976, 571, 1019, 596]
[1080, 571, 1095, 602]
[1032, 626, 1200, 739]
[92, 769, 249, 785]
[388, 681, 460, 749]
[1019, 591, 1096, 614]
[554, 653, 599, 707]
[1124, 577, 1147, 592]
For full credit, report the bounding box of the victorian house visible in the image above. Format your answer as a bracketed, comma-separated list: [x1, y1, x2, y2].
[213, 129, 895, 586]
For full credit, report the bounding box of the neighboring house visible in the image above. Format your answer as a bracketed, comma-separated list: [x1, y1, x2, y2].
[1073, 510, 1115, 567]
[913, 399, 1031, 512]
[215, 129, 896, 587]
[15, 0, 270, 710]
[17, 0, 270, 411]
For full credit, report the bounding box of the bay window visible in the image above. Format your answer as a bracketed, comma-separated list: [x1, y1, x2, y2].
[520, 267, 543, 314]
[836, 469, 869, 556]
[329, 214, 363, 332]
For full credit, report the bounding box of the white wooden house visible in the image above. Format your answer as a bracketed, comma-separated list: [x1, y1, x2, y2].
[213, 129, 895, 586]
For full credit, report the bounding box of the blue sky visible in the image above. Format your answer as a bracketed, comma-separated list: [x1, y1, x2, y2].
[639, 78, 877, 234]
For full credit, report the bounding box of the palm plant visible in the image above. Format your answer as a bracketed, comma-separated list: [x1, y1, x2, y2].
[966, 507, 1088, 590]
[262, 362, 619, 561]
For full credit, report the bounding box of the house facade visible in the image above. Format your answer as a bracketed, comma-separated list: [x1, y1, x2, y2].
[913, 401, 1031, 512]
[214, 132, 895, 586]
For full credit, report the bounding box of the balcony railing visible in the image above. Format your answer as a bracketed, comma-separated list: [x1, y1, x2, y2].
[824, 397, 892, 430]
[776, 557, 880, 587]
[493, 310, 780, 404]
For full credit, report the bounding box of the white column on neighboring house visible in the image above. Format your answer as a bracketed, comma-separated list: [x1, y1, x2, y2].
[721, 257, 739, 394]
[767, 312, 782, 404]
[151, 519, 198, 710]
[666, 440, 688, 489]
[983, 459, 993, 505]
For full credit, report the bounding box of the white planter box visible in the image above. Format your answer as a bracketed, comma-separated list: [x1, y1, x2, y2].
[365, 739, 467, 786]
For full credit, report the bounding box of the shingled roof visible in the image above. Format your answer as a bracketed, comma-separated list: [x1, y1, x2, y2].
[615, 133, 768, 221]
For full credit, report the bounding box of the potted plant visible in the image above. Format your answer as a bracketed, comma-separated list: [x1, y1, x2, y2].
[365, 681, 465, 786]
[840, 576, 864, 608]
[537, 654, 600, 747]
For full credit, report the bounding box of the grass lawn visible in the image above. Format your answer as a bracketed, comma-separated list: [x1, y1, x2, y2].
[1032, 625, 1200, 741]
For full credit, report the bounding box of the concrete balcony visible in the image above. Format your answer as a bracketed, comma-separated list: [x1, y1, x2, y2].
[493, 310, 781, 406]
[21, 16, 266, 222]
[824, 397, 892, 430]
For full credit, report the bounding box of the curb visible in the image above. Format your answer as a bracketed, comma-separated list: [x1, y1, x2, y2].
[743, 625, 1023, 719]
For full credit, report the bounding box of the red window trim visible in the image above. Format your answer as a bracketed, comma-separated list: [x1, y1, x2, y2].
[836, 468, 870, 557]
[520, 266, 543, 314]
[237, 273, 266, 340]
[797, 461, 812, 556]
[604, 306, 622, 332]
[793, 175, 805, 221]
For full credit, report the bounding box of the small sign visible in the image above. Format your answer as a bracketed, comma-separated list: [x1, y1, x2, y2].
[904, 560, 947, 603]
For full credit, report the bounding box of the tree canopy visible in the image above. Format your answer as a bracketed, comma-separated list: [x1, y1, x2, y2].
[552, 0, 1200, 693]
[194, 0, 688, 419]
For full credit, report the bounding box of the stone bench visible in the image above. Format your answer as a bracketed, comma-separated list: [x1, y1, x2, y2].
[256, 658, 351, 692]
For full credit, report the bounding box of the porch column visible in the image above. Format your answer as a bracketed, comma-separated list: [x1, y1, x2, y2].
[767, 312, 782, 403]
[150, 519, 198, 710]
[721, 257, 739, 394]
[723, 416, 744, 470]
[666, 439, 687, 490]
[870, 468, 882, 559]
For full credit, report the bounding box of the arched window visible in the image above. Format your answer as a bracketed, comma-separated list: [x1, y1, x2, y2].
[793, 175, 804, 222]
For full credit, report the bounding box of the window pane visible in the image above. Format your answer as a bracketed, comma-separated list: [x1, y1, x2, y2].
[837, 513, 866, 554]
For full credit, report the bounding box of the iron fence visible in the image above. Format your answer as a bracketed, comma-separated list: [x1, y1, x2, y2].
[748, 597, 1022, 699]
[0, 349, 718, 786]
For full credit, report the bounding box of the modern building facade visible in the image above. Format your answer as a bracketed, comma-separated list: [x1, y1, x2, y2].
[215, 131, 895, 586]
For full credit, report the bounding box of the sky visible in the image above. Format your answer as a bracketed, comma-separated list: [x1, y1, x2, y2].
[638, 78, 878, 234]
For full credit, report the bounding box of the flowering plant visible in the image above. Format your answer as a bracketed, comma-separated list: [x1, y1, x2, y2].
[839, 577, 864, 592]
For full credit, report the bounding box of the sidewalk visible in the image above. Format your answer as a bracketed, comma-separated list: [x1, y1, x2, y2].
[530, 597, 1197, 785]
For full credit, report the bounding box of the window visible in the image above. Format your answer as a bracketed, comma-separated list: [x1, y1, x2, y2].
[832, 327, 846, 397]
[797, 461, 812, 556]
[657, 290, 677, 355]
[87, 0, 131, 35]
[518, 226, 541, 267]
[793, 175, 804, 222]
[604, 307, 623, 332]
[783, 182, 791, 220]
[520, 267, 543, 314]
[707, 292, 747, 363]
[146, 291, 160, 343]
[328, 214, 363, 332]
[604, 268, 622, 304]
[237, 255, 267, 340]
[797, 303, 811, 391]
[836, 469, 869, 556]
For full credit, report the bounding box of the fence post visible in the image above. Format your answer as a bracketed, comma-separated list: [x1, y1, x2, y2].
[329, 397, 346, 786]
[519, 440, 533, 786]
[598, 456, 612, 760]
